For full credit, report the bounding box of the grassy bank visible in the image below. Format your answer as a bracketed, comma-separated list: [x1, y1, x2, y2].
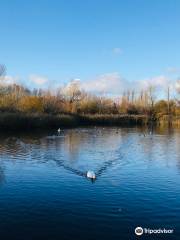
[0, 113, 149, 131]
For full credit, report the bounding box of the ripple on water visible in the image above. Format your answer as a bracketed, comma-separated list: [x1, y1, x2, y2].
[0, 127, 180, 239]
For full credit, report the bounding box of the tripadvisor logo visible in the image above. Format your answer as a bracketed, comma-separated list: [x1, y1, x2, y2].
[135, 227, 143, 236]
[135, 226, 174, 236]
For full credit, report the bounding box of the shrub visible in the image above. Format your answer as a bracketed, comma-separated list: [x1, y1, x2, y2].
[0, 95, 17, 112]
[154, 100, 168, 115]
[42, 96, 65, 114]
[17, 96, 44, 113]
[79, 98, 100, 114]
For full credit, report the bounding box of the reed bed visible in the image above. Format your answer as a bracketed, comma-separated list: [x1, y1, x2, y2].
[79, 114, 148, 126]
[0, 113, 149, 131]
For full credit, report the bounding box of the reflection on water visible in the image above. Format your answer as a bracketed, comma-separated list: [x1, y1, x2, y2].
[0, 128, 130, 180]
[0, 166, 5, 185]
[0, 127, 180, 240]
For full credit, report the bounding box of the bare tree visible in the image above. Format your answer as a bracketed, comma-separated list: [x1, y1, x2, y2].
[0, 65, 6, 96]
[147, 85, 157, 121]
[63, 80, 83, 103]
[0, 64, 6, 78]
[167, 86, 170, 116]
[175, 79, 180, 105]
[148, 85, 156, 109]
[131, 90, 135, 103]
[176, 80, 180, 94]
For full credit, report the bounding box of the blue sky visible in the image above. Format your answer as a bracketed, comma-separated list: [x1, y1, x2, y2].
[0, 0, 180, 94]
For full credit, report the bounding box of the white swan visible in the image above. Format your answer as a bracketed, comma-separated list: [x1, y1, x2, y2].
[87, 170, 96, 179]
[57, 128, 61, 133]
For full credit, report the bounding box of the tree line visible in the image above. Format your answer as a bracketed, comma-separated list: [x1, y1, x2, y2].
[0, 65, 179, 120]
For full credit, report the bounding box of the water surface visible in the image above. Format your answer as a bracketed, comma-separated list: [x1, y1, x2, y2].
[0, 127, 180, 240]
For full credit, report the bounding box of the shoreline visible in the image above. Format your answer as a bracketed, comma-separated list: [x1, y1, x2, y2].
[0, 112, 179, 131]
[0, 113, 148, 131]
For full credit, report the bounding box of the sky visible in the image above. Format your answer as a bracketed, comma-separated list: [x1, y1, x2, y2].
[0, 0, 180, 96]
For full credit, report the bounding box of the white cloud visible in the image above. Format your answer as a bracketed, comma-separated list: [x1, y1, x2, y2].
[0, 75, 20, 85]
[29, 75, 48, 85]
[80, 74, 170, 95]
[79, 73, 179, 98]
[175, 79, 180, 93]
[1, 71, 179, 98]
[112, 48, 123, 55]
[139, 75, 169, 90]
[81, 72, 127, 95]
[166, 67, 180, 74]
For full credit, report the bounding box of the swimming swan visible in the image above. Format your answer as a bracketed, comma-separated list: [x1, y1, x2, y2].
[87, 170, 96, 179]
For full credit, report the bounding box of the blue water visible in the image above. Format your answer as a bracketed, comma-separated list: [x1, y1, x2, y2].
[0, 127, 179, 240]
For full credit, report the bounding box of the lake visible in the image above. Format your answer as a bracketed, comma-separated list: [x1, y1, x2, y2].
[0, 127, 180, 240]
